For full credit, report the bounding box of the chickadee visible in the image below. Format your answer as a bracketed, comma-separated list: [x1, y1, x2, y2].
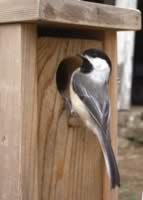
[70, 49, 120, 189]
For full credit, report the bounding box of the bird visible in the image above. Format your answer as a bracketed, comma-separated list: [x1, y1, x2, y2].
[69, 48, 120, 189]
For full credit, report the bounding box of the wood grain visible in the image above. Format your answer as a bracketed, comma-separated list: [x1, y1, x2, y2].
[21, 24, 39, 200]
[0, 25, 119, 200]
[0, 0, 39, 23]
[37, 37, 104, 200]
[0, 24, 38, 200]
[39, 0, 141, 31]
[0, 0, 141, 31]
[103, 31, 118, 200]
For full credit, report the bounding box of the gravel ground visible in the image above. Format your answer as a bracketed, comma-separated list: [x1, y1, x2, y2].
[118, 107, 143, 200]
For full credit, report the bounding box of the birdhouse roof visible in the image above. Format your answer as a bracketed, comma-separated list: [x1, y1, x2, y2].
[0, 0, 141, 31]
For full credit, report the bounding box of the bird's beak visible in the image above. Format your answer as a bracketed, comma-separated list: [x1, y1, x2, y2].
[77, 53, 84, 58]
[77, 54, 90, 63]
[77, 54, 88, 60]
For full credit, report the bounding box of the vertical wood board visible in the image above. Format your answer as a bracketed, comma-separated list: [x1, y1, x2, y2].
[37, 37, 104, 200]
[103, 31, 118, 200]
[21, 24, 39, 200]
[0, 24, 22, 200]
[0, 24, 38, 200]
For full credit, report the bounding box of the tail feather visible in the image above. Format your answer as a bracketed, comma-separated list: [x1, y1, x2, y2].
[106, 141, 120, 188]
[95, 127, 120, 189]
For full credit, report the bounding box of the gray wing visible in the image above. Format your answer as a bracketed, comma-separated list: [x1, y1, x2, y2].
[72, 73, 110, 133]
[103, 99, 110, 139]
[72, 73, 120, 189]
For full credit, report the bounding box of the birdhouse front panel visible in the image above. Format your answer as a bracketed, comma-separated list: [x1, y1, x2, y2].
[37, 33, 117, 200]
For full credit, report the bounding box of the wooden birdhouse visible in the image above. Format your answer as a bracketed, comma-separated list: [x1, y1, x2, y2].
[0, 1, 141, 200]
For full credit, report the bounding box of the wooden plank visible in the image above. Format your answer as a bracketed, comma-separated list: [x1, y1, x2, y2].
[0, 0, 141, 31]
[20, 24, 38, 200]
[103, 31, 118, 200]
[39, 0, 141, 31]
[0, 0, 39, 23]
[37, 37, 105, 200]
[0, 24, 38, 200]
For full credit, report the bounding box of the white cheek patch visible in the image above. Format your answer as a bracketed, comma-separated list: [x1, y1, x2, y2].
[88, 57, 110, 82]
[90, 58, 110, 72]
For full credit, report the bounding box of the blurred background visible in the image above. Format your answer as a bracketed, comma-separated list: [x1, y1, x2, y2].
[117, 1, 143, 200]
[83, 0, 143, 199]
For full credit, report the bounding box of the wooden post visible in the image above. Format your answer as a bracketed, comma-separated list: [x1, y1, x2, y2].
[0, 24, 38, 200]
[103, 31, 118, 200]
